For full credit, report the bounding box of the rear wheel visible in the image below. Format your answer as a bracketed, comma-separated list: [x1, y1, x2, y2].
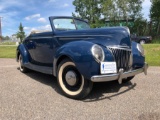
[19, 54, 28, 73]
[140, 40, 146, 44]
[57, 59, 93, 99]
[122, 76, 134, 83]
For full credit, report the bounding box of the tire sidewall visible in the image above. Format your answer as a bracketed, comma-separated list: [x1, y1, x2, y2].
[57, 59, 93, 99]
[140, 40, 146, 44]
[19, 54, 27, 73]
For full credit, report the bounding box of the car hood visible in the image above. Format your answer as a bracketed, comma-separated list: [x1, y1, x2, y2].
[55, 27, 131, 48]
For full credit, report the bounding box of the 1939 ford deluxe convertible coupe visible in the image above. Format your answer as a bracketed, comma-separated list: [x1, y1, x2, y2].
[16, 16, 148, 99]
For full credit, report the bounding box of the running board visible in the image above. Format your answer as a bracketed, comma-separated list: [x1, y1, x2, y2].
[24, 63, 53, 75]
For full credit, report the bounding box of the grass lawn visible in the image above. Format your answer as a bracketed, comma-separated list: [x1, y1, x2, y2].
[0, 42, 16, 45]
[0, 44, 159, 66]
[0, 46, 17, 58]
[143, 44, 160, 66]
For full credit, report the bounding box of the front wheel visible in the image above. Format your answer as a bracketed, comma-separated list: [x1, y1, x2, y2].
[57, 59, 93, 99]
[140, 40, 146, 44]
[19, 54, 28, 73]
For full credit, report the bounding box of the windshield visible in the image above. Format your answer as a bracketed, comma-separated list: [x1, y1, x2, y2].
[53, 18, 90, 31]
[74, 19, 90, 30]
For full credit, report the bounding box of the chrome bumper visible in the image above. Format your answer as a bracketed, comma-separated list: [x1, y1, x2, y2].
[91, 62, 148, 84]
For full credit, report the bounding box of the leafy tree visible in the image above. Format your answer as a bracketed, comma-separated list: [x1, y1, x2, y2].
[130, 17, 150, 36]
[72, 0, 102, 28]
[16, 23, 25, 43]
[150, 0, 160, 36]
[0, 35, 2, 41]
[73, 0, 143, 29]
[101, 0, 143, 26]
[73, 0, 148, 36]
[101, 0, 117, 25]
[2, 36, 10, 40]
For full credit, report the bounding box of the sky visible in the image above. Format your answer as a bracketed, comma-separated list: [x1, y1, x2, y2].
[0, 0, 151, 37]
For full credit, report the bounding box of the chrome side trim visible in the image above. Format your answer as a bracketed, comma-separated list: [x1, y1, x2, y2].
[58, 37, 93, 40]
[91, 62, 148, 84]
[30, 35, 112, 40]
[54, 35, 112, 38]
[30, 36, 53, 39]
[30, 34, 112, 40]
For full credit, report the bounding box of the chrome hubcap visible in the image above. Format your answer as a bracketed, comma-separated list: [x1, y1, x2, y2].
[65, 71, 77, 86]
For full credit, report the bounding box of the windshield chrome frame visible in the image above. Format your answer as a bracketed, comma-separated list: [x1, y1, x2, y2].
[50, 16, 90, 32]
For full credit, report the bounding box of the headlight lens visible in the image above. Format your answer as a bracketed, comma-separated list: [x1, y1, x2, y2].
[91, 44, 105, 62]
[137, 44, 144, 56]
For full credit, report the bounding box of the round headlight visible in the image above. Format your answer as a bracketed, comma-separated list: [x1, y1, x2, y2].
[137, 44, 144, 56]
[91, 44, 105, 62]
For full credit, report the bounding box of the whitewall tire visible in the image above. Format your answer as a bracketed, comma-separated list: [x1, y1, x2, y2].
[57, 59, 93, 99]
[140, 40, 146, 44]
[19, 54, 28, 73]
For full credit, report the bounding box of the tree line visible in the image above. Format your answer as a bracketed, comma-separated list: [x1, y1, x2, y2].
[150, 0, 160, 37]
[2, 0, 159, 42]
[73, 0, 160, 38]
[1, 23, 25, 42]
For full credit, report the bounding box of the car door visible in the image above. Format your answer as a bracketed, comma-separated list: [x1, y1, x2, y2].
[26, 36, 58, 66]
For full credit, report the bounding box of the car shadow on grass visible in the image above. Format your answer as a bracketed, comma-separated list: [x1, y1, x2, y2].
[17, 68, 136, 101]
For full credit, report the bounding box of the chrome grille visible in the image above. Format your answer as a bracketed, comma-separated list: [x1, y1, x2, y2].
[108, 47, 131, 71]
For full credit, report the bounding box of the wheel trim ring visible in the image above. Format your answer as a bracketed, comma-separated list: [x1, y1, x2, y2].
[58, 62, 84, 96]
[19, 56, 24, 71]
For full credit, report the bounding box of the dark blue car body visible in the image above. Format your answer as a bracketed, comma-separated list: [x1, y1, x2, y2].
[16, 16, 148, 99]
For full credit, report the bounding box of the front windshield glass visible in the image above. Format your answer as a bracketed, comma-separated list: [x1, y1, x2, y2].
[74, 19, 90, 30]
[53, 19, 76, 30]
[53, 18, 90, 31]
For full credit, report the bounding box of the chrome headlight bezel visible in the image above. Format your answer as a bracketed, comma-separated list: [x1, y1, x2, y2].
[91, 44, 105, 62]
[137, 43, 144, 56]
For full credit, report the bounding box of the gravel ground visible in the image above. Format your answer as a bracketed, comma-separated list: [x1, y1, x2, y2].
[0, 58, 160, 120]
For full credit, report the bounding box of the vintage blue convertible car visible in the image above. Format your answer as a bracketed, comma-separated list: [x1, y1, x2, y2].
[16, 16, 148, 99]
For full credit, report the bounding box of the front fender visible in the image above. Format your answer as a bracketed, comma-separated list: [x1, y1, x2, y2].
[54, 41, 100, 79]
[17, 44, 30, 64]
[131, 41, 145, 68]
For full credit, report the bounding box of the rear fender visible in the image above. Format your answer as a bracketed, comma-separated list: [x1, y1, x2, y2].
[16, 44, 30, 64]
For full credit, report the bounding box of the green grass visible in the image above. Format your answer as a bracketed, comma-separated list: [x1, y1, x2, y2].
[0, 45, 159, 66]
[0, 42, 16, 45]
[152, 39, 160, 44]
[0, 46, 17, 58]
[143, 44, 160, 66]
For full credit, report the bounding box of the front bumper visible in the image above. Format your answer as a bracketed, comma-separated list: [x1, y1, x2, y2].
[91, 62, 148, 84]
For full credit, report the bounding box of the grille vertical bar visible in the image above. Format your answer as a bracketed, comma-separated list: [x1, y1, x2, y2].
[108, 47, 131, 71]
